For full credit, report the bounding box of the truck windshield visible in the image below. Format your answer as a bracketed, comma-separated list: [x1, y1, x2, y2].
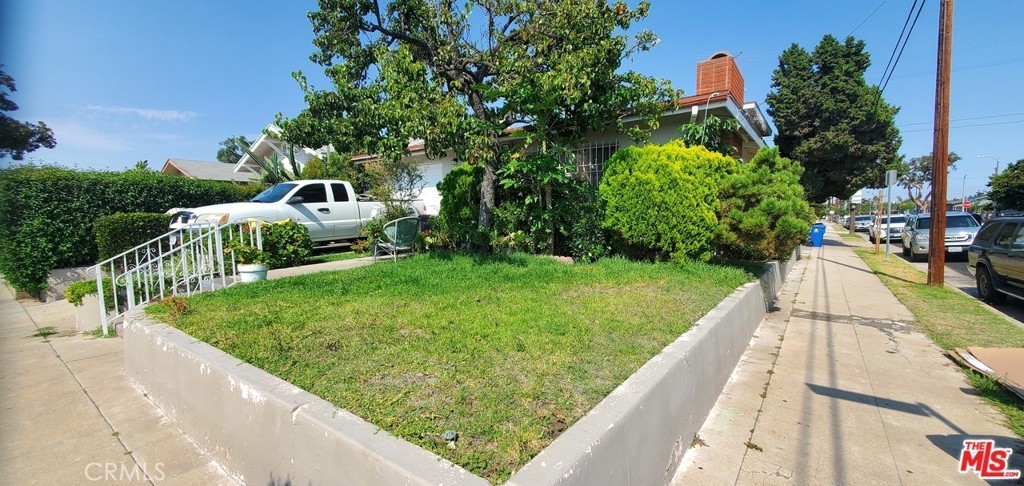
[916, 215, 979, 230]
[251, 183, 297, 203]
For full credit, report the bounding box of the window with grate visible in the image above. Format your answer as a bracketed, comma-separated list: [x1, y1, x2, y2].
[573, 142, 619, 186]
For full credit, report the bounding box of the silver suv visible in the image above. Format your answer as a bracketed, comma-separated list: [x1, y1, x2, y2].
[870, 214, 907, 243]
[901, 211, 981, 262]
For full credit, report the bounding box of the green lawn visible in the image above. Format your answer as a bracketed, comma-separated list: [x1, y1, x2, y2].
[148, 253, 753, 483]
[856, 249, 1024, 438]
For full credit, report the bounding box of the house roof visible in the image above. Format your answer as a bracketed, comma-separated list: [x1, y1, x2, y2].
[161, 159, 257, 183]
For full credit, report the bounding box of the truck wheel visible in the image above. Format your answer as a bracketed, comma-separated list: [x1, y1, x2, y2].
[977, 266, 1007, 304]
[902, 244, 910, 258]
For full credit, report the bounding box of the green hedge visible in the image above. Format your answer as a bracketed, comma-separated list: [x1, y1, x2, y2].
[94, 213, 171, 261]
[599, 141, 737, 262]
[717, 147, 812, 261]
[435, 163, 485, 246]
[0, 165, 264, 293]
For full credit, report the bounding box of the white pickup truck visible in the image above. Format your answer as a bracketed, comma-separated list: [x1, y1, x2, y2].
[170, 180, 387, 243]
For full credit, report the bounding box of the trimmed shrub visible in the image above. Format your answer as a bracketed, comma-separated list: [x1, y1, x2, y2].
[259, 219, 313, 269]
[566, 193, 610, 262]
[94, 213, 171, 261]
[0, 165, 264, 292]
[435, 163, 485, 247]
[599, 141, 737, 262]
[717, 147, 812, 261]
[300, 157, 329, 179]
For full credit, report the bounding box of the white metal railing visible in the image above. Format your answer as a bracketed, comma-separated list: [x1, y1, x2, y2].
[92, 221, 262, 335]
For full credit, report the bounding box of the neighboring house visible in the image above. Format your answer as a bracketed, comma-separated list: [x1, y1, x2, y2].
[161, 159, 257, 184]
[234, 51, 770, 215]
[233, 123, 327, 178]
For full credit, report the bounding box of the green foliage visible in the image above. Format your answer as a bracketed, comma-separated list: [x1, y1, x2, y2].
[279, 0, 673, 230]
[496, 152, 575, 254]
[677, 115, 741, 156]
[64, 279, 98, 306]
[0, 165, 263, 292]
[94, 213, 170, 261]
[897, 152, 960, 211]
[989, 159, 1024, 211]
[324, 151, 365, 191]
[436, 163, 485, 247]
[239, 144, 295, 184]
[766, 35, 902, 201]
[1, 66, 56, 160]
[216, 135, 252, 165]
[363, 158, 424, 219]
[227, 239, 272, 266]
[600, 141, 737, 262]
[258, 219, 313, 268]
[566, 194, 610, 262]
[717, 147, 813, 261]
[300, 156, 329, 179]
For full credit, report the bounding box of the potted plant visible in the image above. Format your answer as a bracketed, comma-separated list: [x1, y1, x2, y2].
[227, 241, 271, 282]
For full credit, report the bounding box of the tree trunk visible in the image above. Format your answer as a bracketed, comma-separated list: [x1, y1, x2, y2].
[478, 161, 497, 230]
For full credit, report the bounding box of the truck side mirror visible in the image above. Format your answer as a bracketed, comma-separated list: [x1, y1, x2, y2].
[286, 195, 304, 204]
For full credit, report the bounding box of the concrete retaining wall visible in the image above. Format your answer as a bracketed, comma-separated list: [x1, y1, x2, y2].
[123, 311, 488, 486]
[124, 250, 799, 486]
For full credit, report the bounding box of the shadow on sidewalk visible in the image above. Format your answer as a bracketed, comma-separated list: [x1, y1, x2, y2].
[807, 383, 1024, 480]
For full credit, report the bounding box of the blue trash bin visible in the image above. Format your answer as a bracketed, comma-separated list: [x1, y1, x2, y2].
[809, 223, 826, 247]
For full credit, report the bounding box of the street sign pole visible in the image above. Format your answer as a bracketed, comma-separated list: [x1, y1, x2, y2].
[885, 169, 896, 261]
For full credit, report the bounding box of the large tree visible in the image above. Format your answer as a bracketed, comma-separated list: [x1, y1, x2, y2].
[278, 0, 672, 229]
[989, 159, 1024, 211]
[0, 67, 56, 160]
[897, 151, 959, 211]
[766, 35, 901, 202]
[216, 135, 253, 165]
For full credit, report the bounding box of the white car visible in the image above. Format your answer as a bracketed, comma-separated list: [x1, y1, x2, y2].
[853, 215, 873, 232]
[170, 180, 390, 243]
[869, 215, 907, 242]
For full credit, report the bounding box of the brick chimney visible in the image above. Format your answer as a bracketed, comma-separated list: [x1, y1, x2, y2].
[696, 51, 744, 106]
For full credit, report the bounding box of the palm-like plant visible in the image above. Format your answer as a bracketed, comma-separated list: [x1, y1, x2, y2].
[239, 144, 296, 184]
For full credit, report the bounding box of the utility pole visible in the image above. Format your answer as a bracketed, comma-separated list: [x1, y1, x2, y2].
[928, 0, 954, 286]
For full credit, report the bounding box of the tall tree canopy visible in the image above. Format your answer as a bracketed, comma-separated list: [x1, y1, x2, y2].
[989, 159, 1024, 211]
[278, 0, 673, 228]
[0, 67, 56, 160]
[766, 35, 901, 202]
[216, 135, 253, 165]
[897, 151, 959, 211]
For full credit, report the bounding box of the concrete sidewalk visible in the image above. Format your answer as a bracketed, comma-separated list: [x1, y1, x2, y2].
[673, 226, 1024, 485]
[0, 287, 238, 485]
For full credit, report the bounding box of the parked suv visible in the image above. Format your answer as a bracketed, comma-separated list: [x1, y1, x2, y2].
[968, 217, 1024, 304]
[901, 211, 981, 262]
[853, 215, 873, 232]
[869, 214, 907, 243]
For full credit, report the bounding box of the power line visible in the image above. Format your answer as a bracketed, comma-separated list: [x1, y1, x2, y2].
[902, 119, 1024, 133]
[878, 0, 918, 89]
[880, 0, 928, 94]
[847, 0, 889, 37]
[899, 111, 1024, 127]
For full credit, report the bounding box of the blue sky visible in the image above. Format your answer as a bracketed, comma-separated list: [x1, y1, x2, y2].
[2, 1, 1021, 198]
